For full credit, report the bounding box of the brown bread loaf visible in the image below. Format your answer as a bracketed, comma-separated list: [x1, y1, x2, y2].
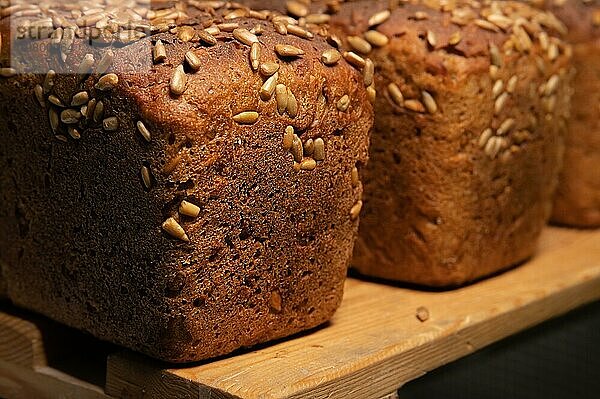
[533, 0, 600, 227]
[0, 1, 372, 362]
[245, 0, 573, 286]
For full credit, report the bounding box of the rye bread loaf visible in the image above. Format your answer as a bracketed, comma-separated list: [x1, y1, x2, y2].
[246, 0, 573, 286]
[534, 0, 600, 227]
[0, 1, 372, 362]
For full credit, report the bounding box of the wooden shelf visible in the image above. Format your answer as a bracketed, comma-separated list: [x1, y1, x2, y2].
[1, 227, 600, 399]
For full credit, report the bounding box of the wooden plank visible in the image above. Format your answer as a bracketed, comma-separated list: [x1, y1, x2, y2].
[105, 227, 600, 399]
[0, 360, 111, 399]
[0, 309, 47, 368]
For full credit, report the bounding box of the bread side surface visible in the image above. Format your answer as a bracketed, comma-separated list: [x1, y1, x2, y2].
[0, 2, 372, 362]
[540, 0, 600, 227]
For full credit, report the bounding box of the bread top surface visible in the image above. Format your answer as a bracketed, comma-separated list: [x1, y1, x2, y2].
[0, 1, 372, 143]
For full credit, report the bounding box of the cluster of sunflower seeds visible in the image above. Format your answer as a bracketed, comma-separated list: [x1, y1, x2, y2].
[26, 47, 122, 142]
[282, 125, 325, 171]
[161, 199, 202, 241]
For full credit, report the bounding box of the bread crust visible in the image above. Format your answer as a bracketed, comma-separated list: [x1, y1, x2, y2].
[0, 2, 372, 362]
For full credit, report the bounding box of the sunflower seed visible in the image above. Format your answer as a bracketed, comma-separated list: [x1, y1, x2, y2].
[489, 65, 500, 80]
[287, 88, 298, 118]
[448, 31, 462, 45]
[250, 42, 261, 71]
[291, 134, 303, 162]
[217, 23, 239, 32]
[95, 50, 114, 75]
[422, 91, 438, 113]
[364, 30, 389, 47]
[49, 108, 59, 133]
[286, 1, 308, 18]
[170, 65, 187, 95]
[185, 51, 202, 71]
[492, 80, 504, 98]
[327, 34, 343, 48]
[273, 21, 287, 35]
[179, 200, 200, 218]
[368, 10, 391, 27]
[300, 158, 317, 170]
[544, 74, 560, 96]
[388, 83, 404, 106]
[484, 136, 503, 158]
[260, 72, 278, 101]
[48, 95, 65, 107]
[489, 43, 502, 68]
[276, 84, 288, 114]
[494, 92, 509, 115]
[141, 165, 152, 189]
[77, 53, 95, 75]
[313, 138, 325, 161]
[162, 217, 189, 241]
[283, 126, 294, 150]
[71, 91, 89, 106]
[43, 70, 55, 94]
[547, 42, 559, 60]
[363, 59, 375, 86]
[103, 116, 119, 132]
[60, 109, 81, 124]
[51, 27, 63, 44]
[321, 49, 341, 66]
[224, 8, 248, 19]
[34, 85, 45, 107]
[87, 99, 96, 120]
[343, 51, 366, 69]
[426, 30, 437, 47]
[367, 85, 376, 103]
[506, 76, 518, 93]
[66, 127, 80, 139]
[303, 139, 314, 156]
[350, 200, 363, 220]
[351, 166, 359, 186]
[287, 24, 313, 39]
[177, 26, 196, 42]
[93, 101, 104, 123]
[153, 40, 167, 63]
[305, 13, 330, 24]
[260, 62, 279, 76]
[496, 118, 515, 135]
[404, 99, 426, 113]
[337, 95, 350, 112]
[475, 19, 499, 32]
[95, 73, 119, 91]
[233, 28, 258, 46]
[197, 30, 217, 46]
[137, 121, 151, 142]
[233, 111, 259, 124]
[478, 128, 493, 147]
[275, 44, 304, 58]
[348, 36, 372, 54]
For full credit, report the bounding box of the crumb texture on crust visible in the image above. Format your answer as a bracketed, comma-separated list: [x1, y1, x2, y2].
[0, 1, 372, 362]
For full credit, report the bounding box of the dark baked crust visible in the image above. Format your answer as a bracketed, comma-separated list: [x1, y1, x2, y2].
[0, 2, 372, 362]
[247, 0, 573, 285]
[539, 0, 600, 227]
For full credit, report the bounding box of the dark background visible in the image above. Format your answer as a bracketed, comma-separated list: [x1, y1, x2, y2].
[399, 300, 600, 399]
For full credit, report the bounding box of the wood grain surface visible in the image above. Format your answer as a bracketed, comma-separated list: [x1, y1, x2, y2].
[104, 227, 600, 399]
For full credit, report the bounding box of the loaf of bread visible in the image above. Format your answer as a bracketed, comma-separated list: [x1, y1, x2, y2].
[247, 0, 573, 286]
[535, 0, 600, 227]
[0, 1, 373, 362]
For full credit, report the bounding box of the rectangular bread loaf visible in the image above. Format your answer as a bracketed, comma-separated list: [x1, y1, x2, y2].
[247, 0, 574, 286]
[540, 0, 600, 227]
[0, 1, 373, 362]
